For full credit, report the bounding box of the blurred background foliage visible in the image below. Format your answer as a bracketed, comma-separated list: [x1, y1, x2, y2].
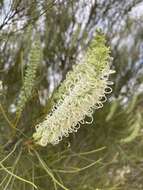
[0, 0, 143, 189]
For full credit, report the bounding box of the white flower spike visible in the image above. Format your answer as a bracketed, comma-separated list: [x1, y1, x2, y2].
[33, 33, 115, 146]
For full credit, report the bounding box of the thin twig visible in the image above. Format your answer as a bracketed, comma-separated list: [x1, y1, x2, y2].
[0, 103, 14, 129]
[0, 163, 37, 189]
[34, 150, 69, 190]
[0, 139, 22, 164]
[3, 149, 22, 190]
[52, 158, 102, 174]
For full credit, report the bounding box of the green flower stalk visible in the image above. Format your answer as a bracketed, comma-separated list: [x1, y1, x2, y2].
[16, 35, 41, 115]
[33, 33, 115, 146]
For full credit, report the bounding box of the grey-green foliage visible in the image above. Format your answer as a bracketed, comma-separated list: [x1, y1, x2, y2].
[120, 94, 143, 144]
[126, 94, 138, 114]
[16, 34, 42, 115]
[106, 100, 119, 121]
[120, 111, 142, 143]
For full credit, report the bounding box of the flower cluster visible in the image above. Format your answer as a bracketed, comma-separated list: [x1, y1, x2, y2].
[33, 33, 115, 146]
[16, 35, 41, 115]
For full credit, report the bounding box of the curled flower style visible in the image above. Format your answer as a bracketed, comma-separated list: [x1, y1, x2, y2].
[33, 33, 115, 146]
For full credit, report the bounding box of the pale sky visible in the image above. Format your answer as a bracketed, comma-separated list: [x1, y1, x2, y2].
[130, 2, 143, 18]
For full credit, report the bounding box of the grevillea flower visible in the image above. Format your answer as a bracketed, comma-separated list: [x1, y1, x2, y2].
[33, 33, 115, 146]
[16, 35, 41, 115]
